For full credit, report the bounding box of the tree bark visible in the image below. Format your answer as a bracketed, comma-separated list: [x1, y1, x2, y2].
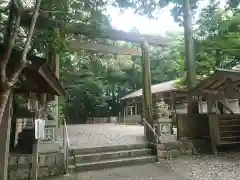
[7, 0, 42, 87]
[0, 92, 12, 180]
[183, 0, 199, 154]
[183, 0, 198, 114]
[0, 0, 41, 124]
[0, 2, 21, 124]
[0, 89, 11, 128]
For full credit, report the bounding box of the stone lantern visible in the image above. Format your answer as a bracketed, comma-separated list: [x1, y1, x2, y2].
[154, 98, 176, 143]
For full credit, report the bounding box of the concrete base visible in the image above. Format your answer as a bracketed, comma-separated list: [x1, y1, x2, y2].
[157, 142, 181, 160]
[160, 135, 177, 143]
[157, 149, 181, 160]
[39, 141, 61, 153]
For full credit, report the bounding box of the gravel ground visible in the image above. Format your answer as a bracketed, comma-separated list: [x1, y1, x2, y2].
[66, 124, 145, 149]
[46, 163, 187, 180]
[62, 124, 240, 179]
[159, 152, 240, 180]
[45, 153, 240, 180]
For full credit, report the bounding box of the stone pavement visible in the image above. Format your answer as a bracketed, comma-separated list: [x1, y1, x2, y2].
[46, 163, 187, 180]
[65, 124, 145, 149]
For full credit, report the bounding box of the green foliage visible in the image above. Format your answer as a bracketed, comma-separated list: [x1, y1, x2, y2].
[60, 31, 183, 122]
[195, 3, 240, 75]
[2, 0, 240, 123]
[150, 32, 184, 83]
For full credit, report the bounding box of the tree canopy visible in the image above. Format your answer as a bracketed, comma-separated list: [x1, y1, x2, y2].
[0, 0, 239, 123]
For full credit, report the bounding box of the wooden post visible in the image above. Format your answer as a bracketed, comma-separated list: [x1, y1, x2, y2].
[170, 93, 175, 112]
[141, 41, 154, 142]
[207, 97, 218, 154]
[135, 103, 137, 115]
[0, 92, 12, 180]
[123, 106, 126, 125]
[31, 128, 40, 180]
[199, 96, 203, 113]
[130, 106, 133, 116]
[132, 56, 138, 91]
[31, 94, 46, 180]
[31, 98, 39, 180]
[55, 54, 60, 127]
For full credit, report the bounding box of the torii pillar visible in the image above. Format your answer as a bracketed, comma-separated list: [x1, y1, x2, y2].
[141, 41, 154, 143]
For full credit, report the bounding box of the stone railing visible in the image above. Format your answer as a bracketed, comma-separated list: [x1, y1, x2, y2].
[8, 152, 64, 180]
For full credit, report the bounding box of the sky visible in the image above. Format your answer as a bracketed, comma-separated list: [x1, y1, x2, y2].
[107, 0, 227, 36]
[107, 5, 181, 35]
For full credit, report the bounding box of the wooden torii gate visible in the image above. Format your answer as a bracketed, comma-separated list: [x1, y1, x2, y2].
[21, 11, 168, 142]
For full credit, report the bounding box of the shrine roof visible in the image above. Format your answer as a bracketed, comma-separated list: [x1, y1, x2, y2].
[121, 69, 240, 101]
[120, 79, 181, 100]
[0, 45, 65, 96]
[189, 68, 240, 99]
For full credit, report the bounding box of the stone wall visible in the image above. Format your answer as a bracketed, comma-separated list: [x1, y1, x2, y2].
[8, 152, 64, 180]
[119, 115, 141, 124]
[86, 117, 119, 124]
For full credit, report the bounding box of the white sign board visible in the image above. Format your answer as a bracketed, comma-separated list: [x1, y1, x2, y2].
[35, 119, 45, 140]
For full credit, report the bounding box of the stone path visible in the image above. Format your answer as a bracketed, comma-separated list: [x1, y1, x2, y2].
[46, 163, 187, 180]
[66, 124, 145, 149]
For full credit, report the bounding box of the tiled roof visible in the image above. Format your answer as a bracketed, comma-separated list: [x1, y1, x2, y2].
[121, 79, 180, 100]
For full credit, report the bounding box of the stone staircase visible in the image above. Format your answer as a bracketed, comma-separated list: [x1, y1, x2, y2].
[68, 143, 156, 172]
[219, 118, 240, 145]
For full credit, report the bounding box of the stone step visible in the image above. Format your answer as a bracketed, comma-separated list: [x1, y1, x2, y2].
[69, 155, 156, 172]
[72, 143, 148, 155]
[69, 148, 152, 164]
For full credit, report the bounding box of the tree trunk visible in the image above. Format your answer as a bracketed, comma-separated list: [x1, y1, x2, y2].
[9, 94, 17, 150]
[183, 0, 198, 114]
[0, 0, 41, 125]
[0, 88, 11, 124]
[0, 92, 12, 180]
[183, 0, 199, 153]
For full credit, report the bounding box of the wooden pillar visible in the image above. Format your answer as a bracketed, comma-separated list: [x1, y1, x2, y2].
[55, 54, 60, 127]
[31, 110, 39, 180]
[207, 97, 218, 154]
[130, 106, 133, 116]
[141, 41, 153, 142]
[0, 92, 12, 180]
[132, 56, 137, 91]
[135, 103, 137, 115]
[123, 106, 126, 125]
[199, 96, 203, 113]
[30, 94, 40, 180]
[170, 93, 175, 112]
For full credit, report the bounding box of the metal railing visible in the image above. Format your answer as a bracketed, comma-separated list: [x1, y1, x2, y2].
[142, 118, 161, 142]
[142, 118, 161, 161]
[62, 118, 70, 175]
